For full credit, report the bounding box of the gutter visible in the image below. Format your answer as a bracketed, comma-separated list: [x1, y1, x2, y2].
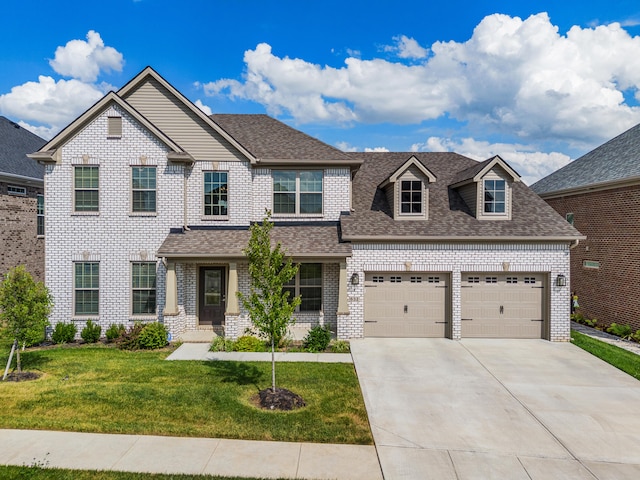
[0, 171, 44, 186]
[340, 234, 587, 243]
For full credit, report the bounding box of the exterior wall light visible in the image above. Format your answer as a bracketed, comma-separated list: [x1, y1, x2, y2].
[350, 273, 360, 285]
[556, 274, 566, 287]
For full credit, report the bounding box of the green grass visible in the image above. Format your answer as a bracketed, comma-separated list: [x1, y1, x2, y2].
[0, 344, 372, 444]
[0, 465, 283, 480]
[571, 330, 640, 380]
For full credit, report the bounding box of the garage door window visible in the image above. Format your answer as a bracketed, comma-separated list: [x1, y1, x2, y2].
[485, 276, 497, 283]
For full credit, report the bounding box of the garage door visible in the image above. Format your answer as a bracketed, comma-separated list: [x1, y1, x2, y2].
[364, 272, 449, 337]
[461, 273, 545, 338]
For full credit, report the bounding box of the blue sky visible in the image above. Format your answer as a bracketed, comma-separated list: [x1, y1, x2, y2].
[2, 0, 640, 184]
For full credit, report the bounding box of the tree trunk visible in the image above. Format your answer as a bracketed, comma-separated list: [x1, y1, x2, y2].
[16, 343, 22, 373]
[271, 336, 276, 392]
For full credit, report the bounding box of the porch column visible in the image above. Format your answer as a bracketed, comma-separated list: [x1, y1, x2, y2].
[226, 262, 240, 314]
[164, 261, 179, 316]
[337, 261, 349, 315]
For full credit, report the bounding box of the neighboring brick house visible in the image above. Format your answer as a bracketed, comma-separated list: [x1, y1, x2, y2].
[532, 123, 640, 331]
[30, 67, 582, 341]
[0, 116, 45, 281]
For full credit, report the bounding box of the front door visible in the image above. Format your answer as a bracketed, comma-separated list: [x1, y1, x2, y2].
[199, 267, 226, 326]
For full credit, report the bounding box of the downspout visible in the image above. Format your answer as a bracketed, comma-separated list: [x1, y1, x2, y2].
[570, 239, 580, 249]
[183, 165, 190, 231]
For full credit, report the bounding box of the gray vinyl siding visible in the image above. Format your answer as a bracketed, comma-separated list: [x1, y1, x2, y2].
[458, 183, 477, 215]
[123, 79, 245, 162]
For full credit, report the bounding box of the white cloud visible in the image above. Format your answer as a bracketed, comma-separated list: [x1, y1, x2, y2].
[49, 30, 123, 82]
[413, 136, 571, 185]
[364, 146, 390, 152]
[335, 141, 357, 152]
[203, 13, 640, 146]
[0, 31, 123, 139]
[194, 99, 212, 115]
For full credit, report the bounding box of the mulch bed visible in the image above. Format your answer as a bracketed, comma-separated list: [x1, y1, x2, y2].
[3, 371, 41, 382]
[254, 387, 306, 411]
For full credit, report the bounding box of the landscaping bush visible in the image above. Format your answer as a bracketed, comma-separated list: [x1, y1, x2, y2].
[607, 323, 633, 340]
[303, 325, 332, 353]
[51, 322, 77, 344]
[210, 336, 234, 352]
[330, 339, 350, 353]
[233, 335, 265, 352]
[138, 322, 169, 349]
[633, 330, 640, 343]
[80, 320, 101, 343]
[105, 324, 126, 342]
[116, 323, 144, 350]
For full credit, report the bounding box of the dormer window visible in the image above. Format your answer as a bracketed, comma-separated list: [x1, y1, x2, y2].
[401, 180, 422, 214]
[483, 179, 505, 214]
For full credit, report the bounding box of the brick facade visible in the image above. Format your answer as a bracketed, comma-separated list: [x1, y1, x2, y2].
[0, 181, 44, 281]
[545, 184, 640, 331]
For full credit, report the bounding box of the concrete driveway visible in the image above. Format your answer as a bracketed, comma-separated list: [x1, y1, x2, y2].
[351, 338, 640, 479]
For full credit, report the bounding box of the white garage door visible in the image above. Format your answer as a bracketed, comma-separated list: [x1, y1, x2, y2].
[364, 272, 449, 337]
[461, 273, 546, 338]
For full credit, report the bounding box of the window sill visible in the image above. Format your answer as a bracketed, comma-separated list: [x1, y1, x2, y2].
[72, 316, 99, 321]
[129, 212, 157, 217]
[71, 211, 100, 216]
[272, 214, 324, 219]
[201, 216, 229, 221]
[36, 235, 44, 239]
[129, 316, 157, 321]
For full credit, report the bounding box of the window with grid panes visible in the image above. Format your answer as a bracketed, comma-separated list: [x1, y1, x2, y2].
[283, 263, 322, 311]
[75, 262, 99, 315]
[400, 180, 422, 214]
[132, 167, 156, 212]
[74, 166, 99, 212]
[273, 171, 322, 215]
[483, 179, 506, 213]
[204, 172, 228, 216]
[37, 194, 44, 236]
[132, 262, 157, 315]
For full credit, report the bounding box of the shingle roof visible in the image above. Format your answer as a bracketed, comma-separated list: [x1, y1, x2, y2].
[341, 152, 582, 240]
[531, 122, 640, 195]
[157, 223, 351, 258]
[210, 114, 357, 164]
[0, 116, 45, 180]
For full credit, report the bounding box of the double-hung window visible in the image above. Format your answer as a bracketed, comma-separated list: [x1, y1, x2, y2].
[204, 172, 228, 217]
[74, 166, 99, 212]
[283, 263, 322, 311]
[400, 180, 422, 214]
[75, 262, 99, 315]
[273, 170, 322, 215]
[132, 167, 156, 213]
[132, 262, 157, 315]
[483, 179, 505, 213]
[37, 194, 44, 236]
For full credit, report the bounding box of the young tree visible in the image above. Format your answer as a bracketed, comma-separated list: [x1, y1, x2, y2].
[0, 266, 53, 375]
[238, 211, 301, 392]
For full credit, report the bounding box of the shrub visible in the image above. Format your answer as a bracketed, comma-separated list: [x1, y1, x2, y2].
[330, 339, 350, 353]
[51, 322, 77, 344]
[138, 322, 169, 349]
[303, 325, 332, 353]
[210, 336, 234, 352]
[633, 330, 640, 343]
[233, 335, 265, 352]
[607, 323, 633, 340]
[105, 324, 126, 342]
[116, 323, 144, 350]
[80, 320, 101, 343]
[583, 317, 598, 328]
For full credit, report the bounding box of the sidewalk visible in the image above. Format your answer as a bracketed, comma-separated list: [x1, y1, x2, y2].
[571, 321, 640, 356]
[0, 429, 382, 480]
[166, 343, 353, 363]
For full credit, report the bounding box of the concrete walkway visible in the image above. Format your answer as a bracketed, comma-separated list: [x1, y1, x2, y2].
[0, 429, 382, 479]
[351, 338, 640, 480]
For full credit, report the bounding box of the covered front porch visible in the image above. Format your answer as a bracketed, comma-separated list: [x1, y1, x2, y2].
[157, 225, 352, 341]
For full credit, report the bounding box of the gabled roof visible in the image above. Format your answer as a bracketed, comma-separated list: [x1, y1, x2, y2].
[531, 122, 640, 196]
[210, 114, 361, 166]
[30, 92, 190, 162]
[0, 116, 45, 182]
[340, 152, 582, 241]
[449, 155, 520, 188]
[118, 67, 256, 163]
[380, 155, 437, 188]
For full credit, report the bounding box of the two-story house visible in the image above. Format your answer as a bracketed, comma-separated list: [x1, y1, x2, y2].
[30, 67, 582, 341]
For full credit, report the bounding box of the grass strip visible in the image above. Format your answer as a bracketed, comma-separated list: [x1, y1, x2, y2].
[571, 330, 640, 381]
[0, 344, 372, 445]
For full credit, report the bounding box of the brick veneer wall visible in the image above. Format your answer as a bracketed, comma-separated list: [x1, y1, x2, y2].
[544, 184, 640, 331]
[0, 182, 44, 281]
[340, 242, 571, 341]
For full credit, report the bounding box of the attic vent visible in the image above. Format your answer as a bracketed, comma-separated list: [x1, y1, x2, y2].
[107, 116, 122, 137]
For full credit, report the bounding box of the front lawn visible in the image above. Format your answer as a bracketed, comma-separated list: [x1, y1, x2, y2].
[0, 345, 372, 444]
[571, 330, 640, 381]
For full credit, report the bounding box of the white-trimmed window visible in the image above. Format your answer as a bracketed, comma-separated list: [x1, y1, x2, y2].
[283, 263, 322, 311]
[132, 167, 156, 213]
[37, 194, 44, 236]
[204, 171, 228, 216]
[132, 262, 157, 315]
[74, 166, 99, 212]
[400, 180, 422, 214]
[7, 185, 26, 196]
[483, 179, 506, 213]
[74, 262, 99, 315]
[273, 170, 322, 215]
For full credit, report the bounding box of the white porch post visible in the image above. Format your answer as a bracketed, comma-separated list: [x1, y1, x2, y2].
[226, 262, 240, 314]
[164, 261, 179, 316]
[337, 261, 349, 314]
